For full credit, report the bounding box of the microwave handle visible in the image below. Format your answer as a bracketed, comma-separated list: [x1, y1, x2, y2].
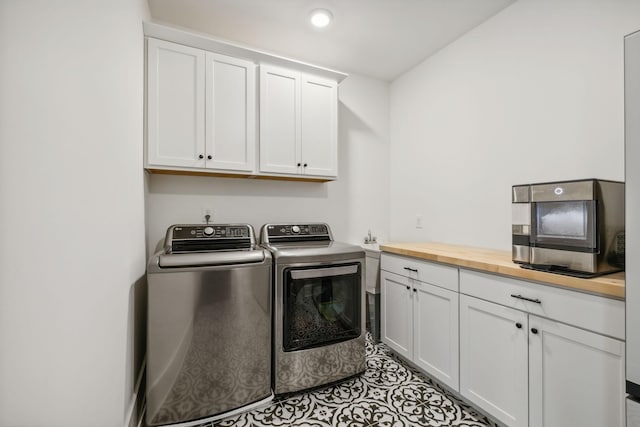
[290, 265, 358, 280]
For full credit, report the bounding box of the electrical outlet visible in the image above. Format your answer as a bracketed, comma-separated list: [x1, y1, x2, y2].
[201, 207, 214, 224]
[416, 214, 423, 229]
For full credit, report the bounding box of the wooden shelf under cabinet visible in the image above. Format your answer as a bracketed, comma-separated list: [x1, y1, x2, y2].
[145, 168, 333, 183]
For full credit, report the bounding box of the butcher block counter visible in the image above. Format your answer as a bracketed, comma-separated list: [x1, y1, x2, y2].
[379, 242, 625, 299]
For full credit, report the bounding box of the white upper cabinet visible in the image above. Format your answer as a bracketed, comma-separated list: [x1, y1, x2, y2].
[144, 23, 346, 181]
[146, 38, 256, 173]
[259, 64, 338, 178]
[259, 65, 300, 175]
[205, 52, 256, 172]
[300, 74, 338, 177]
[147, 38, 205, 168]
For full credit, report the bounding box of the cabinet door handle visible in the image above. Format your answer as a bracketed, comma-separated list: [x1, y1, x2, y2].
[413, 288, 417, 293]
[405, 286, 410, 290]
[515, 322, 522, 329]
[510, 294, 541, 304]
[297, 163, 301, 167]
[303, 163, 308, 167]
[198, 154, 204, 159]
[531, 328, 539, 334]
[403, 267, 418, 273]
[207, 155, 212, 160]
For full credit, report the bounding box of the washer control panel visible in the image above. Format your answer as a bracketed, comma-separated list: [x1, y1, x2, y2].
[166, 224, 255, 253]
[172, 225, 251, 239]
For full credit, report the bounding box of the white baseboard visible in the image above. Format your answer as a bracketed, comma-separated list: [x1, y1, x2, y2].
[125, 357, 146, 427]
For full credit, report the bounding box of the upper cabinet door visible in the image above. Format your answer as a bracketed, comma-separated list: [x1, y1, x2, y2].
[259, 65, 301, 175]
[205, 53, 256, 172]
[147, 38, 205, 168]
[300, 74, 338, 177]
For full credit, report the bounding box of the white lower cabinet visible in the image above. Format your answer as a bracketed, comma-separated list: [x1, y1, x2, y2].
[381, 271, 413, 360]
[628, 397, 640, 427]
[381, 254, 626, 427]
[380, 254, 459, 391]
[529, 315, 625, 427]
[459, 295, 528, 427]
[460, 269, 625, 427]
[413, 280, 459, 390]
[380, 271, 413, 359]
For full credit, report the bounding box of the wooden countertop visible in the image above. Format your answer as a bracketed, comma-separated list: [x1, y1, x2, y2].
[379, 242, 625, 299]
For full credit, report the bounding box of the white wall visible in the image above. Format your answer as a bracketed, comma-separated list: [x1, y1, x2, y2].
[389, 0, 640, 250]
[146, 74, 390, 252]
[0, 1, 149, 426]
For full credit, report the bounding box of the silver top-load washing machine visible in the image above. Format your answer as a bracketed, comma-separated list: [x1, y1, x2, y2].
[146, 224, 272, 426]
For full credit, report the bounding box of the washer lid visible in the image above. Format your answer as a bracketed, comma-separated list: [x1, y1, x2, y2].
[157, 250, 266, 268]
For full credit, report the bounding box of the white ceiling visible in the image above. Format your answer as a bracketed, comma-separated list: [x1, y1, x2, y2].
[147, 0, 516, 82]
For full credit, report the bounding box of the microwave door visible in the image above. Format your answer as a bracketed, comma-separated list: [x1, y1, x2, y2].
[530, 200, 597, 250]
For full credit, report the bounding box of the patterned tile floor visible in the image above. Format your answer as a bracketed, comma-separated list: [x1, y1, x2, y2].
[198, 334, 499, 427]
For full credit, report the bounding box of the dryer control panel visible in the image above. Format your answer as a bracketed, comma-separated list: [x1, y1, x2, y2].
[261, 223, 332, 243]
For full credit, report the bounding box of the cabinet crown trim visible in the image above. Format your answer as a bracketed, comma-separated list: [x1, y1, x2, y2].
[144, 21, 348, 82]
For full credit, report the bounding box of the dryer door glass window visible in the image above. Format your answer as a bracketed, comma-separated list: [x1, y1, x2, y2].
[283, 263, 361, 352]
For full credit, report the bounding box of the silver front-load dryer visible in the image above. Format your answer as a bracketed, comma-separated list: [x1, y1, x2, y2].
[146, 224, 272, 426]
[260, 223, 366, 395]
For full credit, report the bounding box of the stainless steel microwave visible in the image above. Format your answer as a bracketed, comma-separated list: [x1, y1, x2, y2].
[512, 179, 625, 276]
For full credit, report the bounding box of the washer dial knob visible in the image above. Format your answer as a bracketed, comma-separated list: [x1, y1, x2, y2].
[292, 225, 301, 234]
[203, 226, 215, 236]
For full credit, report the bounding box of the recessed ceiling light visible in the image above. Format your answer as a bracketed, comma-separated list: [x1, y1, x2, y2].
[309, 9, 332, 29]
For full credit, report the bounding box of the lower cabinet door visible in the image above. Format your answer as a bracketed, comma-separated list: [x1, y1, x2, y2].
[629, 397, 640, 427]
[529, 315, 625, 427]
[380, 271, 413, 360]
[413, 282, 459, 391]
[460, 294, 528, 427]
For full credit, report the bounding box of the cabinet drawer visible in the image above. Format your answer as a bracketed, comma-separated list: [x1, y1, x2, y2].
[381, 253, 458, 292]
[459, 269, 624, 340]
